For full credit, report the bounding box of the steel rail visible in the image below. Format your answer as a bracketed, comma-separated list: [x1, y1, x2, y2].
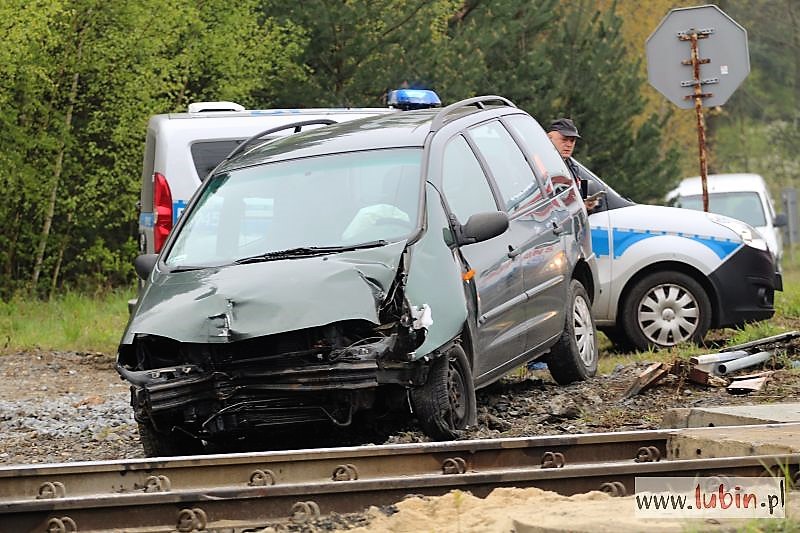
[4, 453, 798, 532]
[2, 425, 798, 532]
[0, 428, 671, 503]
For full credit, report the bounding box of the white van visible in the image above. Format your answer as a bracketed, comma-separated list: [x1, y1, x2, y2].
[138, 103, 397, 256]
[668, 174, 786, 262]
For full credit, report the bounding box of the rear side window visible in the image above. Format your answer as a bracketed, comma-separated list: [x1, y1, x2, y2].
[441, 136, 498, 223]
[190, 140, 243, 180]
[504, 114, 572, 195]
[467, 121, 541, 213]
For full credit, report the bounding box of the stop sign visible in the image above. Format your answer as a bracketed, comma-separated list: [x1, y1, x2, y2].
[646, 5, 749, 109]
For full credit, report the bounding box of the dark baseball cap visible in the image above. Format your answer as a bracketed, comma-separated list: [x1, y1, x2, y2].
[548, 118, 581, 138]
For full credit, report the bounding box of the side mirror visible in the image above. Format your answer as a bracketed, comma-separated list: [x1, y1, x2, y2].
[457, 211, 509, 245]
[774, 213, 788, 227]
[134, 254, 158, 281]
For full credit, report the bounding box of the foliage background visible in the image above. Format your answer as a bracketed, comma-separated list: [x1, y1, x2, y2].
[0, 0, 796, 298]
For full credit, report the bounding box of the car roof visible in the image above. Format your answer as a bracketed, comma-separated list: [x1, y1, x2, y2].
[218, 110, 440, 172]
[674, 173, 768, 195]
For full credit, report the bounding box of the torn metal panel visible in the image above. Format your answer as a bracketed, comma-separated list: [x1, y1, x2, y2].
[123, 241, 407, 344]
[727, 371, 774, 395]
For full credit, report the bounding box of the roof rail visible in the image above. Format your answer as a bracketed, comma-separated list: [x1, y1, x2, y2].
[187, 101, 245, 113]
[209, 119, 339, 176]
[430, 95, 516, 131]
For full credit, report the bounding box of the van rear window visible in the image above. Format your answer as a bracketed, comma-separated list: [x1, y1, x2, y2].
[190, 140, 243, 180]
[677, 191, 767, 227]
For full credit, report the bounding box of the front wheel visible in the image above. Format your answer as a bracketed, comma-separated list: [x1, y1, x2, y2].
[411, 345, 476, 440]
[620, 271, 711, 351]
[546, 279, 598, 384]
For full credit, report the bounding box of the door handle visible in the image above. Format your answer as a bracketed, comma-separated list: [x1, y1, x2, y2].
[507, 244, 522, 258]
[551, 220, 566, 235]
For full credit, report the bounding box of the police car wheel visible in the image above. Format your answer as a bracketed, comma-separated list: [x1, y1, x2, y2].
[546, 279, 598, 384]
[622, 271, 711, 351]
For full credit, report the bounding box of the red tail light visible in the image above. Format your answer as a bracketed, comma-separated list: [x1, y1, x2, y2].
[153, 172, 173, 252]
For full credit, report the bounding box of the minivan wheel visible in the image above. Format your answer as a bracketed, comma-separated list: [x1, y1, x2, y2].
[621, 271, 711, 351]
[546, 279, 598, 384]
[137, 420, 204, 457]
[411, 345, 476, 441]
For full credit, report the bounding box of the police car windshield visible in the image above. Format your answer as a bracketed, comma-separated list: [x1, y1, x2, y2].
[163, 149, 422, 268]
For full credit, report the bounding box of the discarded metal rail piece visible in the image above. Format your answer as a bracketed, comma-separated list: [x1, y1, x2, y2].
[721, 330, 800, 352]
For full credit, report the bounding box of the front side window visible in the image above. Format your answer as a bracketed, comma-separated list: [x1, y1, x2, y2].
[467, 121, 542, 213]
[441, 136, 498, 223]
[165, 149, 422, 267]
[676, 192, 767, 227]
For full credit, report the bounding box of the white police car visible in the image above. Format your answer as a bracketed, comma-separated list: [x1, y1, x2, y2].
[577, 161, 781, 351]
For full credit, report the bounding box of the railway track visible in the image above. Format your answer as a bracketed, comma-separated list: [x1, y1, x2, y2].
[2, 425, 798, 532]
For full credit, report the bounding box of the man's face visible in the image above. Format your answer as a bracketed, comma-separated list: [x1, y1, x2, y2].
[547, 131, 577, 159]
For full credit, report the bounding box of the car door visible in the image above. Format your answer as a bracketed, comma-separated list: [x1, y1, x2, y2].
[467, 118, 569, 353]
[439, 134, 526, 378]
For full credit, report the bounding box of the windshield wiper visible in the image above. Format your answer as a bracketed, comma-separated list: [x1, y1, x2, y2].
[234, 240, 388, 265]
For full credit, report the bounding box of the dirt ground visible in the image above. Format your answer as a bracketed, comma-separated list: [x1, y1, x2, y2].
[1, 335, 799, 531]
[2, 335, 800, 462]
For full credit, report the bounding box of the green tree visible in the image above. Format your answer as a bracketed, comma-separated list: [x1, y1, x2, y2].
[707, 0, 799, 198]
[0, 0, 306, 298]
[263, 0, 463, 107]
[446, 0, 679, 202]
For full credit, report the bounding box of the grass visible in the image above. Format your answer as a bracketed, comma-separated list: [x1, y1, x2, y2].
[0, 289, 134, 355]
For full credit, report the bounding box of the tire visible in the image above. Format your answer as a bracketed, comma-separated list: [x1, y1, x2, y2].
[546, 279, 598, 384]
[411, 345, 476, 441]
[621, 271, 711, 351]
[137, 420, 204, 457]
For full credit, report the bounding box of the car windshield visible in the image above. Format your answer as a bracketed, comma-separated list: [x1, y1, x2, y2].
[164, 148, 422, 268]
[676, 192, 766, 227]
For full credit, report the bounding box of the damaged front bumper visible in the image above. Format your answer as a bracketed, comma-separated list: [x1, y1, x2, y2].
[117, 334, 431, 438]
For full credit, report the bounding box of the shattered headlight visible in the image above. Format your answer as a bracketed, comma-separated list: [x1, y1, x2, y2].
[707, 213, 769, 252]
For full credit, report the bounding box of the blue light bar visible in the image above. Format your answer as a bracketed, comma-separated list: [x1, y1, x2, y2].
[387, 89, 441, 110]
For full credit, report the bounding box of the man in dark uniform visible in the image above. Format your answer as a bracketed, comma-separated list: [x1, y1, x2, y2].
[547, 118, 599, 210]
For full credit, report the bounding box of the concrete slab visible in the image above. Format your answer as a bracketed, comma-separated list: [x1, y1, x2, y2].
[661, 403, 800, 429]
[668, 422, 800, 459]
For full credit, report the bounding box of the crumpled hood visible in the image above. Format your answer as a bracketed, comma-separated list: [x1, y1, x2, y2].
[122, 241, 407, 344]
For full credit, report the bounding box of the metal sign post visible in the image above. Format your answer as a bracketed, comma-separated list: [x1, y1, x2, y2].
[646, 5, 750, 212]
[680, 28, 713, 211]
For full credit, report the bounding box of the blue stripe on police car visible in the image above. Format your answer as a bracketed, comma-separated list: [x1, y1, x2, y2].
[591, 227, 740, 260]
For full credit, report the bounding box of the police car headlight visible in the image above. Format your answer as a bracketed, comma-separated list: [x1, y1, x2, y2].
[707, 213, 769, 251]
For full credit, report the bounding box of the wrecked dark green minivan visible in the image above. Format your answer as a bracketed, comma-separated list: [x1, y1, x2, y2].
[118, 96, 599, 456]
